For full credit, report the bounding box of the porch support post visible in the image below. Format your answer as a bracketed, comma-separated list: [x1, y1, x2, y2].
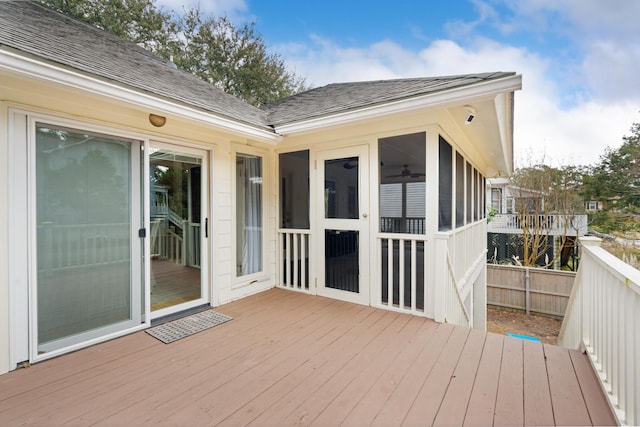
[434, 235, 448, 323]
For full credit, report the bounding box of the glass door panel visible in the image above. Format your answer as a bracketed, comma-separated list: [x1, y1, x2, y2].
[317, 146, 369, 305]
[35, 123, 141, 355]
[149, 144, 207, 316]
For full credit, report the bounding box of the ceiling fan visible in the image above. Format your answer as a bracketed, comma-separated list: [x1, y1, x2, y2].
[385, 164, 425, 179]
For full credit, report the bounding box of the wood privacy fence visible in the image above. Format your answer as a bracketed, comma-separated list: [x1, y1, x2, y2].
[487, 264, 576, 318]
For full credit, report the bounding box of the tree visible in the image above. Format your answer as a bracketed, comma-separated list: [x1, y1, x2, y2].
[582, 122, 640, 208]
[174, 9, 306, 106]
[509, 163, 585, 268]
[41, 0, 177, 52]
[40, 0, 306, 106]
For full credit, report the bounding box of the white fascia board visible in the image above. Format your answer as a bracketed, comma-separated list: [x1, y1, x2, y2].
[275, 74, 522, 135]
[0, 49, 282, 144]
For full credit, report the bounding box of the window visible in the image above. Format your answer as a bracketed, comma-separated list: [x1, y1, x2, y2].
[379, 132, 426, 234]
[455, 152, 464, 228]
[491, 188, 503, 213]
[438, 137, 453, 231]
[236, 153, 263, 276]
[474, 168, 479, 221]
[279, 150, 309, 229]
[466, 162, 473, 223]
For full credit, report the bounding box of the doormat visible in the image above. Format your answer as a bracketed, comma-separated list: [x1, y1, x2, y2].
[145, 310, 232, 344]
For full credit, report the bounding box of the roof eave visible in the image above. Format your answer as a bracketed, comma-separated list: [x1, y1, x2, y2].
[273, 74, 522, 135]
[0, 48, 282, 144]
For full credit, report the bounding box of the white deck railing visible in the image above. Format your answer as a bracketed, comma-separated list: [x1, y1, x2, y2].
[443, 249, 470, 327]
[434, 221, 486, 328]
[559, 237, 639, 426]
[38, 222, 130, 271]
[277, 229, 311, 293]
[377, 233, 427, 314]
[150, 220, 200, 267]
[488, 213, 587, 236]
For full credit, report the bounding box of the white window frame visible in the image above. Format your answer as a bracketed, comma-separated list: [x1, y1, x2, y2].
[232, 144, 268, 288]
[19, 110, 150, 363]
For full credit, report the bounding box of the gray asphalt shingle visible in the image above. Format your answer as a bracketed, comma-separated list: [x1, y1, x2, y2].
[0, 1, 271, 130]
[261, 73, 516, 126]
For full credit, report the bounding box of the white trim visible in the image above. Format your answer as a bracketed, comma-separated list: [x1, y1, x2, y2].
[24, 113, 151, 362]
[0, 49, 281, 144]
[148, 141, 211, 320]
[315, 145, 371, 306]
[7, 110, 29, 368]
[231, 145, 269, 289]
[274, 75, 522, 135]
[33, 324, 148, 363]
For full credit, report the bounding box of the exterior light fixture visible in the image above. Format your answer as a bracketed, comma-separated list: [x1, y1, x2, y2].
[148, 113, 166, 127]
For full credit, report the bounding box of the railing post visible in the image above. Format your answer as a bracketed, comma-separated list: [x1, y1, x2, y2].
[525, 267, 530, 315]
[434, 235, 448, 323]
[182, 220, 188, 266]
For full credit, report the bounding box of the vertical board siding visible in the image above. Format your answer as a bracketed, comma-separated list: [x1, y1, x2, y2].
[488, 264, 575, 317]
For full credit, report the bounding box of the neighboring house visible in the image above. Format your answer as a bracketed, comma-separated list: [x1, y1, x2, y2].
[0, 1, 521, 374]
[584, 200, 604, 211]
[486, 178, 587, 270]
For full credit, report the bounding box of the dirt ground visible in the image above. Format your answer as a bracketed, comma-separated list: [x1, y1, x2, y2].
[486, 306, 562, 345]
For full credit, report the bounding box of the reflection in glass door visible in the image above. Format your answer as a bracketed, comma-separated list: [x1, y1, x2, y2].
[149, 144, 207, 316]
[34, 123, 142, 356]
[317, 146, 369, 305]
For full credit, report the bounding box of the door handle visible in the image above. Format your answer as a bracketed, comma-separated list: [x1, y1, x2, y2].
[362, 213, 368, 218]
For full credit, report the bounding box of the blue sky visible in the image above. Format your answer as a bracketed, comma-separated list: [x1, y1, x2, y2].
[158, 0, 640, 166]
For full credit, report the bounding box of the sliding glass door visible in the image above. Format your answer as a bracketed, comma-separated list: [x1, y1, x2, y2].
[34, 123, 142, 356]
[149, 143, 208, 318]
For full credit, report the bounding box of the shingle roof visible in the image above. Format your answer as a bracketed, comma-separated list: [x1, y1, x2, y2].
[262, 73, 516, 126]
[0, 1, 271, 130]
[0, 2, 515, 134]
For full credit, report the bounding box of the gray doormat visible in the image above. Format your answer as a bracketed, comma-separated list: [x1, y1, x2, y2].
[145, 310, 232, 344]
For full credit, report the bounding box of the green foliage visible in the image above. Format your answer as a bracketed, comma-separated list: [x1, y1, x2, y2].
[174, 9, 307, 106]
[588, 209, 640, 235]
[40, 0, 307, 106]
[582, 122, 640, 208]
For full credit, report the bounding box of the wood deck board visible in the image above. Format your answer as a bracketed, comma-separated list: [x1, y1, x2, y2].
[401, 325, 471, 426]
[433, 328, 487, 426]
[280, 312, 413, 426]
[463, 332, 504, 427]
[98, 294, 353, 425]
[523, 340, 555, 426]
[493, 336, 524, 426]
[568, 349, 618, 426]
[0, 289, 614, 426]
[544, 344, 593, 426]
[369, 322, 453, 427]
[159, 302, 377, 425]
[308, 316, 429, 427]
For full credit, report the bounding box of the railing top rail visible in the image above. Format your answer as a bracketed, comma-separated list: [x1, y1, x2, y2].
[377, 232, 427, 241]
[277, 228, 311, 234]
[582, 243, 640, 296]
[434, 220, 486, 237]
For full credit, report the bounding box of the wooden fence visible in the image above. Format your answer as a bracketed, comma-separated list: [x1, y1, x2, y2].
[487, 264, 576, 318]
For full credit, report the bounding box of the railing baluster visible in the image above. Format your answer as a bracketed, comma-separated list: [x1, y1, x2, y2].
[293, 233, 299, 289]
[411, 240, 416, 312]
[387, 238, 393, 307]
[301, 234, 307, 290]
[285, 232, 292, 287]
[399, 239, 405, 310]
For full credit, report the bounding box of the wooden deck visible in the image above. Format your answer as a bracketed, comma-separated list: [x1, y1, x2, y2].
[0, 289, 615, 426]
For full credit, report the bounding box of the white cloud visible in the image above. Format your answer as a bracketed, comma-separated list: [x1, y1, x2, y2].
[276, 34, 637, 166]
[155, 0, 247, 18]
